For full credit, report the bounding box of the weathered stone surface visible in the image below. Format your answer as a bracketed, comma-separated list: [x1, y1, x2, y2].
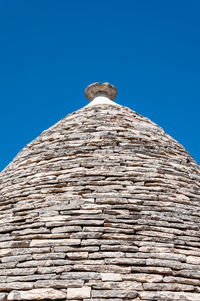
[164, 276, 200, 286]
[187, 256, 200, 265]
[1, 255, 32, 263]
[90, 280, 143, 290]
[37, 266, 73, 274]
[105, 258, 146, 265]
[30, 239, 80, 247]
[54, 246, 99, 252]
[7, 288, 66, 300]
[32, 253, 65, 260]
[101, 273, 122, 281]
[101, 245, 138, 252]
[0, 249, 11, 257]
[146, 258, 187, 270]
[6, 274, 59, 283]
[73, 264, 131, 274]
[34, 279, 84, 288]
[67, 286, 91, 299]
[61, 272, 101, 280]
[0, 278, 6, 284]
[0, 98, 200, 301]
[0, 294, 7, 301]
[0, 268, 37, 276]
[0, 282, 33, 291]
[131, 266, 172, 274]
[174, 269, 200, 279]
[67, 252, 88, 259]
[92, 289, 138, 298]
[143, 282, 194, 291]
[122, 273, 163, 283]
[139, 291, 200, 300]
[51, 226, 82, 233]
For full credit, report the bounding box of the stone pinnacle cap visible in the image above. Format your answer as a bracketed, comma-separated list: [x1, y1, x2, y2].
[84, 82, 117, 101]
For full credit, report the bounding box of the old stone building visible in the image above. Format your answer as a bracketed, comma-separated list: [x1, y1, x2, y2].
[0, 82, 200, 300]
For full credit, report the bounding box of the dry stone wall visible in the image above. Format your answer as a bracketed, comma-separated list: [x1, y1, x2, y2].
[0, 104, 200, 300]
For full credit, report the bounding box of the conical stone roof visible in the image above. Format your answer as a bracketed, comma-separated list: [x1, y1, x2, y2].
[0, 83, 200, 301]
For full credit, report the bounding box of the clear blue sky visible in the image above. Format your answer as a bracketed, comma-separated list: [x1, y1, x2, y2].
[0, 0, 200, 172]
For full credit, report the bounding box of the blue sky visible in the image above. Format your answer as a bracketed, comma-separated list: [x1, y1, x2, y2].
[0, 0, 200, 172]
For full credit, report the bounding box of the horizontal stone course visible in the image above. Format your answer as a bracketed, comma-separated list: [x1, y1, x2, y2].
[7, 288, 66, 300]
[30, 239, 81, 247]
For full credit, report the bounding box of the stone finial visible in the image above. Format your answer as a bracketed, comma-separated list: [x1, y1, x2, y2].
[84, 82, 117, 102]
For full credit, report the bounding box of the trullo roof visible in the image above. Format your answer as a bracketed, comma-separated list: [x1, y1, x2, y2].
[0, 83, 200, 301]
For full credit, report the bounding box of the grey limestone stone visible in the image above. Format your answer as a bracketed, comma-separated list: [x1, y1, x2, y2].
[0, 294, 7, 301]
[92, 289, 138, 299]
[0, 99, 200, 300]
[67, 286, 91, 299]
[7, 288, 66, 300]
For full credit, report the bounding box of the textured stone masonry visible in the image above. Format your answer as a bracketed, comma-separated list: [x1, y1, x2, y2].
[0, 103, 200, 300]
